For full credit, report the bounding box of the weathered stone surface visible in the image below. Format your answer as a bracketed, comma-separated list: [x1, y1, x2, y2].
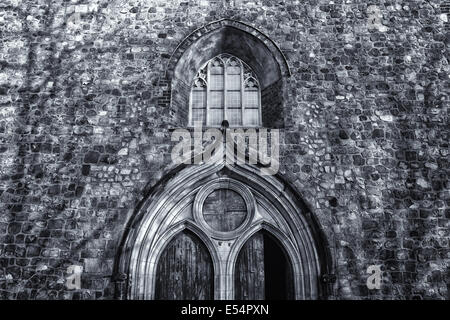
[0, 0, 448, 300]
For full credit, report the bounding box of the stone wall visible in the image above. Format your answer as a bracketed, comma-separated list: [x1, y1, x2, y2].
[0, 0, 448, 299]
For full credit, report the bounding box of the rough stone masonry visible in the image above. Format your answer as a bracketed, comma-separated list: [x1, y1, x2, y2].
[0, 0, 448, 300]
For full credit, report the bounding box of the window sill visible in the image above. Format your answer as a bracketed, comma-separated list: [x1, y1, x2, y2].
[169, 126, 268, 132]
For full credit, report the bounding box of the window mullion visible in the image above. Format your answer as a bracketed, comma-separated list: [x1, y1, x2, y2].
[241, 62, 244, 127]
[258, 84, 262, 126]
[206, 63, 210, 126]
[223, 64, 227, 125]
[189, 86, 192, 126]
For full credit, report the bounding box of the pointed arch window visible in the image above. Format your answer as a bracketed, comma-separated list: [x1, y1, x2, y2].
[189, 54, 261, 127]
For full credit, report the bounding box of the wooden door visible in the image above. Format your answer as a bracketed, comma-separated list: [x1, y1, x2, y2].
[235, 231, 294, 300]
[154, 230, 214, 300]
[235, 232, 266, 299]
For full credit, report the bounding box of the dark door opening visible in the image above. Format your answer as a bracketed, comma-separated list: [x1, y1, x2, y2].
[235, 231, 294, 300]
[264, 233, 294, 299]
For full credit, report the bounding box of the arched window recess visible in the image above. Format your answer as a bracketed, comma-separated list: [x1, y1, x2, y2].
[189, 53, 261, 128]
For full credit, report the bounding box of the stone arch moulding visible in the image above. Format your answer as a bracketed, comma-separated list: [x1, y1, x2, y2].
[167, 19, 291, 128]
[166, 19, 291, 81]
[114, 157, 336, 300]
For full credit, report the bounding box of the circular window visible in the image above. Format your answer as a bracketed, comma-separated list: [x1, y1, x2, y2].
[203, 189, 247, 232]
[193, 178, 255, 240]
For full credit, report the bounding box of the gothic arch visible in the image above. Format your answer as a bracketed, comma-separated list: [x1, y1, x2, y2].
[227, 222, 303, 299]
[114, 153, 335, 300]
[166, 19, 291, 81]
[151, 222, 219, 300]
[168, 19, 289, 128]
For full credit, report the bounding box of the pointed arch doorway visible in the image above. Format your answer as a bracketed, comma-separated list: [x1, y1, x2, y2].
[115, 159, 333, 300]
[235, 230, 295, 300]
[154, 229, 214, 300]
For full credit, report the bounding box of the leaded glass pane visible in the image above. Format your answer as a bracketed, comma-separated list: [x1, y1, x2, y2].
[227, 91, 241, 109]
[243, 109, 259, 126]
[226, 74, 241, 90]
[227, 66, 241, 75]
[208, 109, 223, 126]
[210, 74, 224, 90]
[191, 109, 205, 124]
[227, 109, 242, 126]
[243, 90, 258, 109]
[190, 54, 261, 127]
[192, 90, 206, 109]
[210, 66, 224, 75]
[210, 91, 224, 108]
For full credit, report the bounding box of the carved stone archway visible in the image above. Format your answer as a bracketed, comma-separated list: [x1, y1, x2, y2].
[115, 147, 334, 300]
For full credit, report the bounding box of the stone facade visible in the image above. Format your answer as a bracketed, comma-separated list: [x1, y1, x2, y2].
[0, 0, 448, 300]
